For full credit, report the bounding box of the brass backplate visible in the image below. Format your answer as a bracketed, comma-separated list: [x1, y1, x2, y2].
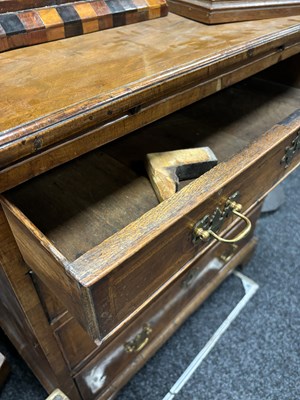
[193, 191, 240, 244]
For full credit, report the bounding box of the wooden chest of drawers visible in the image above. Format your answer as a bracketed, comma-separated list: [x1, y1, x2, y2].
[0, 13, 300, 399]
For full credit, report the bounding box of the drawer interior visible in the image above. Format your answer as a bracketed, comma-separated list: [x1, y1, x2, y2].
[4, 77, 300, 263]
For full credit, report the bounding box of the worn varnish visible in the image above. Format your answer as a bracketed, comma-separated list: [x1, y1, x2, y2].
[2, 77, 300, 341]
[1, 14, 300, 186]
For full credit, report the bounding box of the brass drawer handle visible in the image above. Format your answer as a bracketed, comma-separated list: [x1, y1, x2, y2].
[208, 208, 251, 244]
[124, 324, 152, 353]
[193, 193, 252, 244]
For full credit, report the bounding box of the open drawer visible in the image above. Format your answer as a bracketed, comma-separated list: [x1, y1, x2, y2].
[1, 77, 300, 342]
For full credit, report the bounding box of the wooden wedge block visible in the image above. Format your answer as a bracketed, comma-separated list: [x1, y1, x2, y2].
[146, 147, 217, 202]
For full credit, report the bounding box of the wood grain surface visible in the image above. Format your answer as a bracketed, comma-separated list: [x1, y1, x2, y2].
[1, 13, 300, 181]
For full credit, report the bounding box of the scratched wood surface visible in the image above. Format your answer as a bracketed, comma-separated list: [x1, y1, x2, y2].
[168, 0, 300, 24]
[1, 13, 300, 176]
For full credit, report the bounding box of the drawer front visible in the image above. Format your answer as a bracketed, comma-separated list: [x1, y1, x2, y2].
[74, 206, 260, 399]
[1, 110, 300, 342]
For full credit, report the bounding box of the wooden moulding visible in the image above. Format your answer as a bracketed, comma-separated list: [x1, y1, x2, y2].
[0, 0, 168, 52]
[167, 0, 300, 24]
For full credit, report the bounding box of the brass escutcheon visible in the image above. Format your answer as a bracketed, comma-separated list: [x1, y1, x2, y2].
[193, 192, 252, 244]
[124, 324, 152, 353]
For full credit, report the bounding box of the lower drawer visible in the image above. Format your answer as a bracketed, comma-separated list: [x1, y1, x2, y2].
[74, 205, 260, 399]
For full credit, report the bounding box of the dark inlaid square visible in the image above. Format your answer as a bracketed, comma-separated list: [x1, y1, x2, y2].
[0, 13, 25, 36]
[105, 0, 127, 26]
[56, 5, 83, 37]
